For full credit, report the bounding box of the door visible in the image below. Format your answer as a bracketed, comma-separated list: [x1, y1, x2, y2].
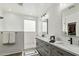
[24, 20, 36, 49]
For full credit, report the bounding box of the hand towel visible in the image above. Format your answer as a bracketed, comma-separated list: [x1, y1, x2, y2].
[2, 32, 9, 44]
[9, 32, 15, 44]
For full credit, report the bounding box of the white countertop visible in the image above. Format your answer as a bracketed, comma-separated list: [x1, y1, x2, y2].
[36, 36, 79, 56]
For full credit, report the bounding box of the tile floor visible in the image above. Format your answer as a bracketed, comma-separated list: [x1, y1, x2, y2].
[22, 49, 40, 56]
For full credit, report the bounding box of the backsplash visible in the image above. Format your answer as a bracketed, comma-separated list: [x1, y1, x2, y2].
[60, 35, 79, 46]
[72, 37, 79, 46]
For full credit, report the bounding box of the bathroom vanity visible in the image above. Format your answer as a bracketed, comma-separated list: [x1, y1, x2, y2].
[36, 37, 79, 56]
[36, 4, 79, 56]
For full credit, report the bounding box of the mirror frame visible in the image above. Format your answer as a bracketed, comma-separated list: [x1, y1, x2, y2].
[42, 19, 48, 35]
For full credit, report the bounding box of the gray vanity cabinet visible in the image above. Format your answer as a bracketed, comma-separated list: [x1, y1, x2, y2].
[36, 38, 50, 56]
[36, 38, 75, 56]
[42, 41, 51, 56]
[50, 45, 61, 56]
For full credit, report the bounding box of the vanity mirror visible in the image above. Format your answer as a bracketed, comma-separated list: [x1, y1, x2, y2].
[41, 13, 48, 36]
[62, 4, 79, 37]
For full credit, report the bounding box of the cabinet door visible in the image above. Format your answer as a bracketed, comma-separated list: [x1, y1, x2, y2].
[39, 41, 50, 56]
[55, 47, 75, 56]
[36, 39, 40, 50]
[36, 39, 51, 56]
[50, 45, 75, 56]
[36, 39, 41, 55]
[36, 39, 47, 56]
[50, 45, 61, 56]
[43, 45, 50, 55]
[39, 47, 48, 56]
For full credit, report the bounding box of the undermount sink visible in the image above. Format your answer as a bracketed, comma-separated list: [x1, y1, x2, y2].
[54, 41, 63, 44]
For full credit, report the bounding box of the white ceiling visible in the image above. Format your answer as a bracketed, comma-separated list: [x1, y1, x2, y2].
[0, 3, 53, 17]
[60, 3, 74, 11]
[0, 3, 73, 17]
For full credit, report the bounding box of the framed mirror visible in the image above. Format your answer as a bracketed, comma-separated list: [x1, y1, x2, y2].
[41, 13, 48, 36]
[42, 19, 48, 34]
[62, 4, 79, 37]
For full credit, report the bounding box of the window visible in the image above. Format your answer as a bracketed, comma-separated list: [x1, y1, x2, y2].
[24, 20, 36, 32]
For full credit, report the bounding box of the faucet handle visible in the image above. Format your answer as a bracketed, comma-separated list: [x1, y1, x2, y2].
[68, 38, 73, 44]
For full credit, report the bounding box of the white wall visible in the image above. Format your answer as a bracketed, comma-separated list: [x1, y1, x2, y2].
[0, 11, 24, 31]
[47, 4, 63, 40]
[0, 32, 24, 55]
[60, 3, 74, 11]
[62, 4, 79, 45]
[37, 3, 79, 46]
[0, 11, 24, 55]
[37, 4, 62, 37]
[47, 4, 79, 45]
